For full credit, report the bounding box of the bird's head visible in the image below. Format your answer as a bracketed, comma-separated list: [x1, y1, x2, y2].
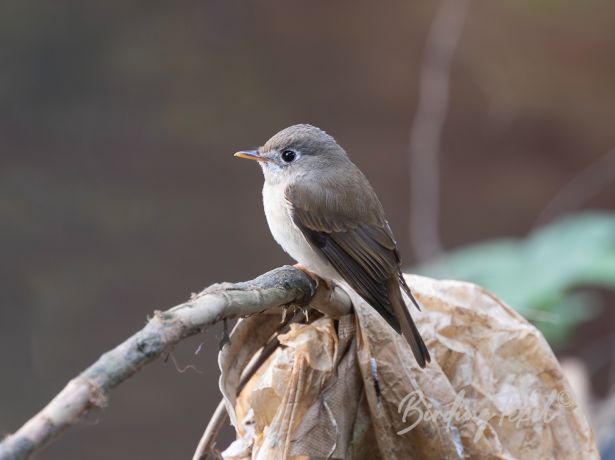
[234, 124, 348, 185]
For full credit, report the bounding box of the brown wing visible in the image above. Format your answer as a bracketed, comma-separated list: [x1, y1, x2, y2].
[286, 180, 430, 367]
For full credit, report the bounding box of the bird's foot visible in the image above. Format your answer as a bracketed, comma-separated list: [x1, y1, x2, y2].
[293, 263, 334, 291]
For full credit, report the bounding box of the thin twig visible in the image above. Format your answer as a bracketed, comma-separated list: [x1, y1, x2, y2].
[192, 310, 314, 460]
[408, 0, 471, 262]
[533, 147, 615, 228]
[192, 399, 227, 460]
[0, 266, 350, 460]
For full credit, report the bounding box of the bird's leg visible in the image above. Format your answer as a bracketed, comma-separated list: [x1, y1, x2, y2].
[293, 263, 334, 291]
[219, 318, 231, 350]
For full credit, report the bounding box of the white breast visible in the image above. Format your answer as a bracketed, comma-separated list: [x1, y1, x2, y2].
[262, 182, 339, 281]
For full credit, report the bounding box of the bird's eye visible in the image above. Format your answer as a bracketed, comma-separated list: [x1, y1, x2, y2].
[281, 149, 296, 163]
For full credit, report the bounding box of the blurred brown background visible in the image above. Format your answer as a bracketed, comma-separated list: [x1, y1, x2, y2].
[2, 1, 615, 458]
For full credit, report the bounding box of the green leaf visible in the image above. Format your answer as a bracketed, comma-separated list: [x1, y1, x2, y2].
[414, 211, 615, 346]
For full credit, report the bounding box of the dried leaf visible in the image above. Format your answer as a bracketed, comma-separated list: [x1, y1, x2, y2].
[219, 275, 599, 459]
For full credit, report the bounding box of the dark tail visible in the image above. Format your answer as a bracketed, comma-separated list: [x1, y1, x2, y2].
[387, 276, 431, 368]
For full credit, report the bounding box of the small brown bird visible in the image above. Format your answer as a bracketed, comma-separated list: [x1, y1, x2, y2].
[235, 124, 430, 367]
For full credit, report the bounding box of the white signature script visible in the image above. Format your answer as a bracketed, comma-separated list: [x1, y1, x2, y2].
[397, 388, 574, 442]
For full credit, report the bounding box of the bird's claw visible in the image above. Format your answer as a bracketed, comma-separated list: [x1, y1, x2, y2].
[293, 263, 334, 291]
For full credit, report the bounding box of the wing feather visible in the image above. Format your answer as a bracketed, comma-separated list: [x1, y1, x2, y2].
[286, 180, 430, 366]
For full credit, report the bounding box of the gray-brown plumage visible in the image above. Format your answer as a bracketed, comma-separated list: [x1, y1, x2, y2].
[235, 124, 430, 367]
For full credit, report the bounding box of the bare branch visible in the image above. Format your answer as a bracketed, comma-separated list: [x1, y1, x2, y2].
[0, 266, 351, 460]
[192, 399, 227, 460]
[533, 147, 615, 228]
[408, 0, 471, 262]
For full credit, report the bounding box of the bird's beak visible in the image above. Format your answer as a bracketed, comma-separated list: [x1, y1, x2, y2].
[234, 150, 269, 162]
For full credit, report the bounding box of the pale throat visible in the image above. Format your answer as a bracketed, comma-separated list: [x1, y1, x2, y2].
[260, 161, 286, 186]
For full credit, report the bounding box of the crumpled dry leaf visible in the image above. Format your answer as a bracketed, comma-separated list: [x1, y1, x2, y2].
[219, 275, 599, 459]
